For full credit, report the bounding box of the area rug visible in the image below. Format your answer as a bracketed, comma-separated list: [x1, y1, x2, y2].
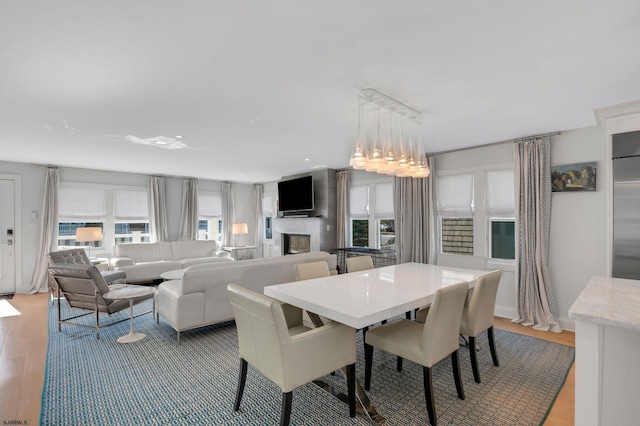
[41, 300, 574, 425]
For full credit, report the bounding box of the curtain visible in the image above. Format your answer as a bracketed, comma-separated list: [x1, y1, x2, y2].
[148, 176, 169, 243]
[178, 178, 199, 241]
[336, 170, 349, 248]
[393, 156, 436, 264]
[251, 184, 264, 257]
[30, 167, 59, 294]
[222, 182, 235, 246]
[514, 137, 561, 332]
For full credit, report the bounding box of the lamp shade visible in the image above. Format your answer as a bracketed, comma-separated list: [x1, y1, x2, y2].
[232, 223, 248, 235]
[75, 227, 103, 243]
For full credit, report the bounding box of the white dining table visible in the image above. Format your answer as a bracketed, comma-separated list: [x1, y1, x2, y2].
[264, 262, 489, 330]
[263, 262, 489, 425]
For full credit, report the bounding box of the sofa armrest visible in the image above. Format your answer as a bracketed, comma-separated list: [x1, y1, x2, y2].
[110, 257, 135, 269]
[213, 250, 232, 259]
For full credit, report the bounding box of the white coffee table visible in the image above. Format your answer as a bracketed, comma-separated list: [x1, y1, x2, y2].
[103, 284, 156, 343]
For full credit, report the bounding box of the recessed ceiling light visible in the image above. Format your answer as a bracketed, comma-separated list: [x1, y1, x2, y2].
[305, 158, 310, 161]
[175, 135, 183, 139]
[132, 161, 140, 165]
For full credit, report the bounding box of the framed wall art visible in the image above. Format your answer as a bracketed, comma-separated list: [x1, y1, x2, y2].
[551, 162, 597, 192]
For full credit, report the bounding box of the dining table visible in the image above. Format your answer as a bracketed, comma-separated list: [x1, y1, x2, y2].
[264, 262, 489, 425]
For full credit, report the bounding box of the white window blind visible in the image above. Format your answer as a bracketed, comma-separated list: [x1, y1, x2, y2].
[486, 169, 515, 215]
[199, 194, 222, 218]
[114, 189, 148, 221]
[437, 174, 474, 216]
[262, 194, 274, 216]
[350, 186, 369, 216]
[59, 187, 106, 220]
[374, 182, 393, 216]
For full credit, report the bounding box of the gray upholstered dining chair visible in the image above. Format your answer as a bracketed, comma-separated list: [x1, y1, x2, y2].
[364, 281, 469, 426]
[294, 260, 330, 280]
[416, 270, 502, 383]
[345, 255, 374, 273]
[294, 261, 332, 326]
[227, 284, 356, 426]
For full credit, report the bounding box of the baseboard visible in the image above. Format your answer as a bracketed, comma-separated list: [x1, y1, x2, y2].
[494, 304, 517, 320]
[494, 304, 576, 333]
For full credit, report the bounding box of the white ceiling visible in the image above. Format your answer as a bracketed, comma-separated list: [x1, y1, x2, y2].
[1, 1, 639, 183]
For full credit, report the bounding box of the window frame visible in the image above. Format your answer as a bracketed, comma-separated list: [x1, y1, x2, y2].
[436, 163, 516, 271]
[348, 179, 395, 250]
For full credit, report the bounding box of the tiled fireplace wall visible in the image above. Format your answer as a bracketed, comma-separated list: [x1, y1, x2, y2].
[272, 168, 337, 256]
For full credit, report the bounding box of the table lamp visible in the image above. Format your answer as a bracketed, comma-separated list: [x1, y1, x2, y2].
[75, 226, 103, 259]
[232, 223, 248, 247]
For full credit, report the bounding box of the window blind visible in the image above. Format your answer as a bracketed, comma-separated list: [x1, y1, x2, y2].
[437, 174, 474, 216]
[486, 169, 515, 215]
[350, 186, 369, 216]
[59, 187, 106, 221]
[114, 189, 149, 221]
[374, 182, 393, 216]
[199, 193, 222, 218]
[262, 194, 275, 216]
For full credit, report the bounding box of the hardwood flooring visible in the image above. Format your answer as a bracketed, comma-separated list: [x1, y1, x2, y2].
[0, 294, 575, 425]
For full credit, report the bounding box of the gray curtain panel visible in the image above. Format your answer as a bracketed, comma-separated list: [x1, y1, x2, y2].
[514, 137, 561, 332]
[393, 157, 436, 264]
[251, 184, 264, 257]
[335, 170, 350, 249]
[30, 166, 59, 294]
[148, 176, 169, 243]
[222, 182, 235, 246]
[178, 178, 199, 241]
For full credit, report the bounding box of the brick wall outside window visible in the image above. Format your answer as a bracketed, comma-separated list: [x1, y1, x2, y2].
[441, 218, 473, 255]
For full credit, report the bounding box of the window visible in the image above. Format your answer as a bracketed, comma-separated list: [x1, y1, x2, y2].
[198, 193, 222, 242]
[58, 187, 106, 248]
[349, 181, 395, 249]
[436, 167, 515, 264]
[113, 189, 150, 245]
[437, 174, 474, 255]
[58, 184, 150, 253]
[263, 194, 275, 240]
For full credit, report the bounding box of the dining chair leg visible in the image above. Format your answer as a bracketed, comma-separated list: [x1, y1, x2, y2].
[364, 343, 374, 391]
[451, 350, 465, 400]
[233, 358, 248, 411]
[488, 326, 500, 366]
[346, 362, 356, 417]
[468, 335, 481, 383]
[405, 311, 412, 320]
[423, 366, 437, 426]
[397, 356, 403, 371]
[280, 391, 292, 426]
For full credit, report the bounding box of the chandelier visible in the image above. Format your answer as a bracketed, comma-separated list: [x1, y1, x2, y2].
[349, 89, 430, 178]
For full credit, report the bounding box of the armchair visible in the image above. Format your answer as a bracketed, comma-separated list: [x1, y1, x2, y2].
[48, 264, 153, 339]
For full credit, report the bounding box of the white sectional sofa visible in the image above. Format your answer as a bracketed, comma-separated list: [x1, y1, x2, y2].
[109, 240, 233, 283]
[155, 251, 338, 342]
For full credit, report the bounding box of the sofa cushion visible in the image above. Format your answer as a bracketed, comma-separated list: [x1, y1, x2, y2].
[115, 242, 174, 263]
[117, 260, 183, 282]
[171, 240, 219, 260]
[181, 256, 234, 268]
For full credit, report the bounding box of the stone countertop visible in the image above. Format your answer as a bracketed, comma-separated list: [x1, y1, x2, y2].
[569, 276, 640, 332]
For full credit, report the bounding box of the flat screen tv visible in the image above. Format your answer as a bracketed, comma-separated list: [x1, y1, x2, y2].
[278, 176, 314, 213]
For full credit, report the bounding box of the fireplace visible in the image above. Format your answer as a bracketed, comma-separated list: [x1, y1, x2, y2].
[283, 233, 311, 255]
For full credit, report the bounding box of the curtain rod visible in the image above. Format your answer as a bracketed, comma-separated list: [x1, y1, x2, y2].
[427, 131, 561, 156]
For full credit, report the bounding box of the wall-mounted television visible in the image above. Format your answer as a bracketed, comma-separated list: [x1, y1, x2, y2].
[278, 176, 314, 213]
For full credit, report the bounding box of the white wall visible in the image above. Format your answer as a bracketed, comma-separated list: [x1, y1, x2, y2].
[0, 161, 253, 293]
[434, 125, 608, 331]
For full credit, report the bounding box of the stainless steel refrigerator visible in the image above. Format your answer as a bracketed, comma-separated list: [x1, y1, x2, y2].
[612, 130, 640, 279]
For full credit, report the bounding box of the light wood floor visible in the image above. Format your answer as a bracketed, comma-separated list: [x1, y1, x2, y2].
[0, 294, 575, 425]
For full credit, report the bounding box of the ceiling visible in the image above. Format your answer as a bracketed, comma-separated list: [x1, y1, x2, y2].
[1, 1, 639, 184]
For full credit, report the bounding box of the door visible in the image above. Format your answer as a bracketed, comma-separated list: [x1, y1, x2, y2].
[0, 179, 16, 294]
[612, 156, 640, 279]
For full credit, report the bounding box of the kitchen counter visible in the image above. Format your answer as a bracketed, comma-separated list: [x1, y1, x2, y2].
[569, 276, 640, 331]
[569, 276, 640, 426]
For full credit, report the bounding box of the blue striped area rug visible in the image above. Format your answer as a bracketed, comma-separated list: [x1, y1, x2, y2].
[41, 300, 573, 425]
